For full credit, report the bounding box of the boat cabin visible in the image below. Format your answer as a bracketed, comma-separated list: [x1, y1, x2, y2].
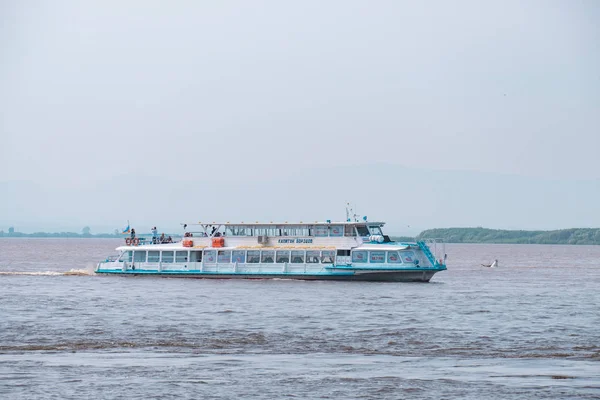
[186, 221, 390, 241]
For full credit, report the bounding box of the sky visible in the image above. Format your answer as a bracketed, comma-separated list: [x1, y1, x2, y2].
[1, 1, 599, 235]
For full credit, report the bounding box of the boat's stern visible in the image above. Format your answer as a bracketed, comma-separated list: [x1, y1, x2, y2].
[96, 255, 125, 274]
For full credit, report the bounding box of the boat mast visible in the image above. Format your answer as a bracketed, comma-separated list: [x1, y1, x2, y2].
[346, 202, 359, 222]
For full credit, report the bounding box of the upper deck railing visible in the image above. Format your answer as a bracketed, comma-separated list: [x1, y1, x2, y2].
[124, 236, 181, 246]
[183, 221, 387, 239]
[417, 238, 446, 266]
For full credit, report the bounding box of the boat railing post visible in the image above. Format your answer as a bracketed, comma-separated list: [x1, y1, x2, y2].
[443, 241, 446, 266]
[234, 261, 238, 273]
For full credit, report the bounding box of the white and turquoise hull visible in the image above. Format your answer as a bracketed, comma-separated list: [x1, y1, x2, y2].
[96, 260, 446, 282]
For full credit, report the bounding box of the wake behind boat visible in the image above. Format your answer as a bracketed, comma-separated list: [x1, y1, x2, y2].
[96, 218, 447, 282]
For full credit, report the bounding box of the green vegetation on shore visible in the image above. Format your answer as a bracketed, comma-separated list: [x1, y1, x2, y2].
[415, 227, 600, 245]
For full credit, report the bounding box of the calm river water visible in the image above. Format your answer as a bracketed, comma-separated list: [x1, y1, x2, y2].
[1, 239, 599, 399]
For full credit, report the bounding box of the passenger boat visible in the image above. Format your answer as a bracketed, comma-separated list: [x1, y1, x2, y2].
[96, 218, 447, 282]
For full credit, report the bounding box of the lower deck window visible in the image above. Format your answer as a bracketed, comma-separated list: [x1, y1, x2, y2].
[232, 250, 245, 263]
[217, 251, 231, 263]
[321, 251, 335, 264]
[261, 251, 274, 263]
[291, 251, 304, 263]
[148, 251, 160, 262]
[191, 251, 202, 262]
[134, 251, 147, 262]
[352, 251, 368, 263]
[369, 251, 385, 263]
[276, 251, 290, 263]
[247, 251, 260, 263]
[162, 251, 174, 263]
[387, 251, 402, 263]
[306, 251, 320, 263]
[401, 251, 416, 263]
[204, 250, 216, 263]
[176, 251, 188, 263]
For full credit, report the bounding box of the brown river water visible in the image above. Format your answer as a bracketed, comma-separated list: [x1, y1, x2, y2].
[1, 238, 599, 399]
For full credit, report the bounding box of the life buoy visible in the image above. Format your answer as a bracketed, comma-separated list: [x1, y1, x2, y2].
[133, 238, 140, 246]
[125, 238, 132, 245]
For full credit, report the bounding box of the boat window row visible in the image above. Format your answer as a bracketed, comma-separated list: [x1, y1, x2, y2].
[126, 249, 336, 264]
[222, 225, 376, 237]
[126, 249, 416, 264]
[351, 250, 416, 264]
[130, 250, 191, 263]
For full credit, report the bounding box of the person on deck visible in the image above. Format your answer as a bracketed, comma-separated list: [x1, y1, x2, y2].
[160, 233, 166, 243]
[130, 228, 136, 239]
[151, 227, 158, 243]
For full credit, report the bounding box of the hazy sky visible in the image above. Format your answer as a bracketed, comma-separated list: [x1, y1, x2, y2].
[1, 1, 599, 233]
